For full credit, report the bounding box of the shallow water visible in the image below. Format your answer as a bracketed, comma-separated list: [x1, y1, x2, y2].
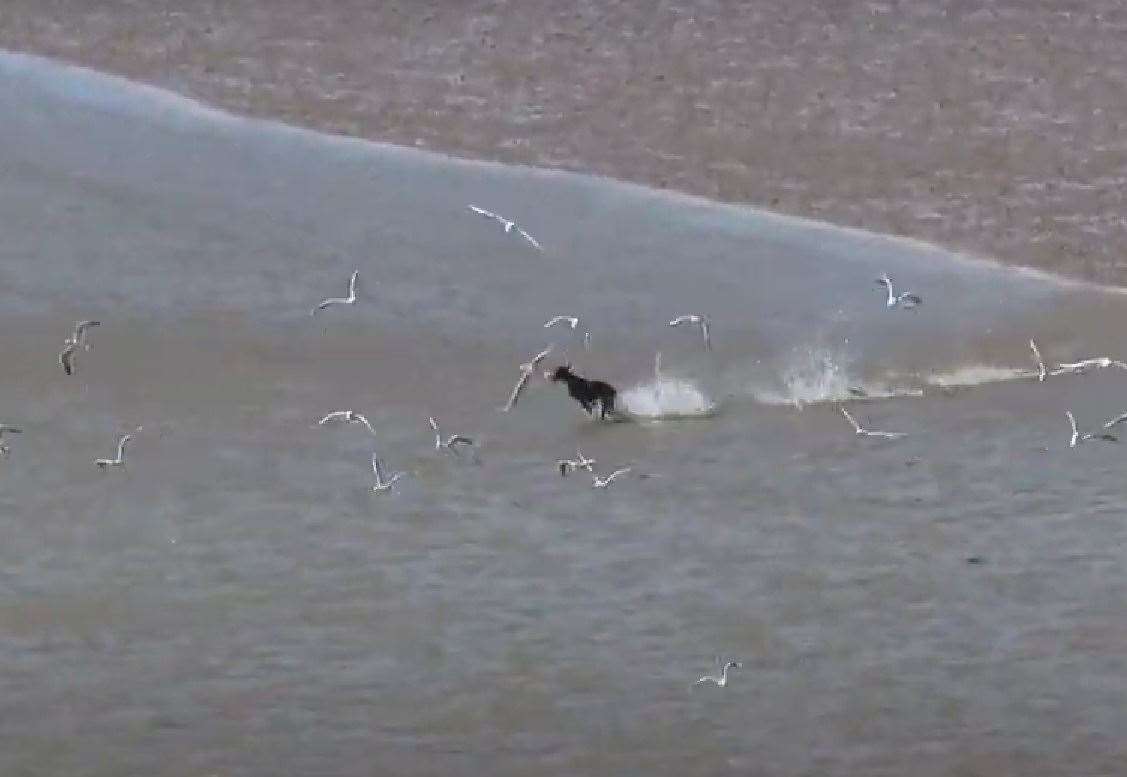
[1, 52, 1126, 776]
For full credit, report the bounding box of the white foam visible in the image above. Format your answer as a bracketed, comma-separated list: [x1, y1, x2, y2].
[621, 377, 717, 418]
[926, 365, 1035, 388]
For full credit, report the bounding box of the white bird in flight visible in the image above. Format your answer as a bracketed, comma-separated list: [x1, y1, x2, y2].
[0, 424, 23, 456]
[875, 273, 922, 309]
[591, 467, 631, 488]
[840, 407, 906, 439]
[65, 320, 101, 350]
[311, 269, 360, 315]
[1066, 410, 1117, 448]
[1101, 410, 1127, 431]
[371, 454, 406, 493]
[503, 345, 554, 412]
[543, 315, 579, 330]
[669, 314, 712, 350]
[1029, 339, 1046, 382]
[58, 340, 79, 376]
[95, 427, 140, 469]
[1049, 357, 1127, 377]
[557, 447, 597, 476]
[693, 660, 741, 688]
[467, 205, 543, 251]
[428, 416, 475, 452]
[317, 409, 376, 436]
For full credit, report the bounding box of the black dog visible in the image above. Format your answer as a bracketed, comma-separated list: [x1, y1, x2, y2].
[549, 364, 617, 419]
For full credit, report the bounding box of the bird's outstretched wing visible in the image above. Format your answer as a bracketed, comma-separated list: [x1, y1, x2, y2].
[468, 204, 504, 223]
[350, 413, 377, 436]
[447, 434, 475, 447]
[840, 407, 862, 433]
[525, 345, 554, 370]
[504, 371, 532, 412]
[318, 410, 351, 425]
[516, 227, 543, 252]
[311, 297, 345, 315]
[59, 342, 77, 375]
[116, 434, 132, 459]
[348, 270, 359, 299]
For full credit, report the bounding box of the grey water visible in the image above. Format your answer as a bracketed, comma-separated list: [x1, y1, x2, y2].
[1, 51, 1126, 776]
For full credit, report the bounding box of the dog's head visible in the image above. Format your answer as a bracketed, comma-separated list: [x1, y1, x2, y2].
[547, 363, 573, 382]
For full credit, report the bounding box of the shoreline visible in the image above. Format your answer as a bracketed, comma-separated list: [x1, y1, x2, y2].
[3, 2, 1126, 284]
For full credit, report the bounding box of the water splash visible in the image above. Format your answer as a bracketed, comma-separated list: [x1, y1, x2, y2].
[620, 377, 717, 418]
[925, 365, 1037, 388]
[749, 344, 924, 407]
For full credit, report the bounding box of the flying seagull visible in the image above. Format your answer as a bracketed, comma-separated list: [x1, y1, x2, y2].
[370, 454, 406, 493]
[840, 407, 906, 439]
[875, 273, 922, 309]
[557, 448, 597, 476]
[467, 205, 543, 251]
[311, 269, 359, 315]
[66, 320, 101, 350]
[669, 314, 712, 350]
[0, 425, 23, 456]
[428, 416, 475, 452]
[58, 340, 80, 376]
[1049, 357, 1127, 377]
[1066, 410, 1117, 448]
[591, 467, 631, 488]
[95, 428, 140, 469]
[1029, 339, 1046, 382]
[1102, 410, 1127, 431]
[693, 659, 742, 688]
[503, 345, 554, 412]
[317, 409, 376, 436]
[543, 315, 579, 330]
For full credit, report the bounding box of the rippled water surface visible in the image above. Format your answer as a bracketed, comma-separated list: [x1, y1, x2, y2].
[1, 52, 1126, 776]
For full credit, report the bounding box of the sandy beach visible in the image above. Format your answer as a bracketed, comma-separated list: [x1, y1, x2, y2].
[2, 1, 1126, 284]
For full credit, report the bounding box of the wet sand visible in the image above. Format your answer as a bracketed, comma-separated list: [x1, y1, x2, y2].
[3, 1, 1127, 284]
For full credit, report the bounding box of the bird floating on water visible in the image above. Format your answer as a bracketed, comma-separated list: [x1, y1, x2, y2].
[669, 314, 712, 350]
[840, 407, 906, 439]
[557, 448, 597, 477]
[428, 416, 475, 453]
[693, 659, 741, 688]
[370, 454, 406, 493]
[503, 345, 554, 412]
[1066, 410, 1117, 448]
[467, 205, 543, 251]
[317, 409, 376, 436]
[95, 427, 140, 469]
[1029, 339, 1047, 382]
[591, 467, 631, 488]
[0, 425, 23, 456]
[311, 270, 359, 315]
[543, 316, 579, 330]
[875, 273, 922, 309]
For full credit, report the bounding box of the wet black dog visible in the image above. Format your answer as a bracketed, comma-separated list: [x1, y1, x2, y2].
[549, 364, 617, 419]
